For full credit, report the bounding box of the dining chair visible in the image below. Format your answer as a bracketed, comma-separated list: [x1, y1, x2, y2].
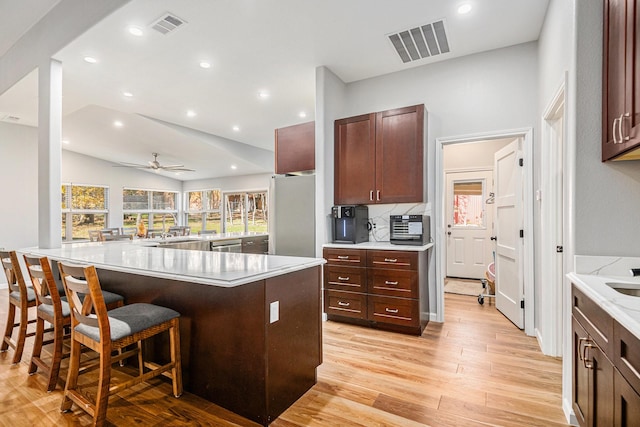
[0, 250, 37, 364]
[23, 255, 125, 391]
[58, 261, 182, 426]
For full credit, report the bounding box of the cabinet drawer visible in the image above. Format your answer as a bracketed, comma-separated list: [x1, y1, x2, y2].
[368, 295, 418, 328]
[242, 236, 268, 254]
[325, 290, 367, 320]
[324, 265, 366, 292]
[323, 248, 366, 267]
[614, 320, 640, 395]
[367, 250, 417, 270]
[368, 269, 417, 298]
[572, 284, 613, 354]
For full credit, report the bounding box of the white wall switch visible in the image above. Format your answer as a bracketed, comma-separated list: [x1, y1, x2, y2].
[270, 301, 279, 323]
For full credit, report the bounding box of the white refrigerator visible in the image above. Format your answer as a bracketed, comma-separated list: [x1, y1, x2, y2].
[269, 174, 316, 257]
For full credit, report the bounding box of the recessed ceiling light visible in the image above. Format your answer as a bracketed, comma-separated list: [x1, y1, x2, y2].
[458, 3, 472, 14]
[128, 26, 144, 36]
[114, 120, 123, 128]
[123, 91, 133, 97]
[187, 110, 197, 117]
[84, 56, 97, 64]
[232, 125, 240, 131]
[199, 61, 211, 69]
[299, 111, 307, 118]
[231, 165, 237, 170]
[257, 91, 269, 99]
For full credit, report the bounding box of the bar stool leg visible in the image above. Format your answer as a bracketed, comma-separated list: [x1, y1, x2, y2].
[29, 317, 45, 374]
[46, 323, 66, 392]
[61, 338, 81, 412]
[1, 303, 15, 352]
[94, 350, 112, 426]
[12, 304, 29, 364]
[169, 319, 183, 398]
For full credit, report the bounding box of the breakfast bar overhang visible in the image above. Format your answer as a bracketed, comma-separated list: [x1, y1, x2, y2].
[25, 241, 325, 426]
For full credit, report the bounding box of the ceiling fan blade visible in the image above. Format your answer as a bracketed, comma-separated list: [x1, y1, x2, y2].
[112, 162, 150, 168]
[163, 167, 195, 172]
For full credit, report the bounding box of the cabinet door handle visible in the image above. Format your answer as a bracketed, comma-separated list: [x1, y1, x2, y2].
[384, 280, 399, 285]
[337, 255, 349, 260]
[385, 308, 399, 314]
[370, 190, 374, 201]
[338, 301, 350, 307]
[617, 113, 625, 144]
[582, 340, 595, 369]
[613, 117, 620, 144]
[621, 112, 630, 142]
[337, 276, 350, 281]
[384, 258, 397, 263]
[376, 190, 380, 201]
[577, 337, 587, 361]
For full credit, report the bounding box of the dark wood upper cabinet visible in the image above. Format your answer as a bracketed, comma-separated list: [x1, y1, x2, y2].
[602, 0, 640, 161]
[334, 113, 376, 205]
[275, 121, 315, 174]
[334, 105, 425, 205]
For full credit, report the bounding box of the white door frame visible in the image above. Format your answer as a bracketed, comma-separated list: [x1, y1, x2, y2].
[435, 128, 535, 337]
[539, 76, 568, 356]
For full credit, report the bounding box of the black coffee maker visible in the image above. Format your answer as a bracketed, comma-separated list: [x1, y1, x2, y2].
[331, 205, 369, 244]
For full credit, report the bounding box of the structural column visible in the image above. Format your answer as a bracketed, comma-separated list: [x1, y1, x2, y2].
[38, 59, 62, 249]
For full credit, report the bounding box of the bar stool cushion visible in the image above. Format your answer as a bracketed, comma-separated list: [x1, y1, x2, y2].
[9, 287, 37, 303]
[75, 303, 180, 342]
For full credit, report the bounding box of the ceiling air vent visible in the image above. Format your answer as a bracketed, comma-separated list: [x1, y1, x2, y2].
[388, 19, 450, 63]
[151, 13, 186, 35]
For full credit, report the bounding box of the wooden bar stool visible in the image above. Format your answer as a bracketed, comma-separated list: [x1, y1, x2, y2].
[58, 262, 182, 426]
[23, 255, 124, 391]
[1, 250, 37, 364]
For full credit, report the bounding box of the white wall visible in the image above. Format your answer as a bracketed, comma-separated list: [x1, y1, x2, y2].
[443, 138, 513, 170]
[537, 0, 576, 420]
[0, 122, 39, 250]
[318, 42, 539, 317]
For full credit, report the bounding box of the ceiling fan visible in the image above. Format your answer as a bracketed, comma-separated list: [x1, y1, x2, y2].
[113, 152, 195, 172]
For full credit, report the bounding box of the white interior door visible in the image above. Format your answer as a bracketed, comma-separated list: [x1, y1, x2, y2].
[445, 170, 494, 279]
[494, 139, 524, 329]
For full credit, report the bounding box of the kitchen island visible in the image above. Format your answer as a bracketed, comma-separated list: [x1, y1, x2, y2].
[25, 241, 325, 426]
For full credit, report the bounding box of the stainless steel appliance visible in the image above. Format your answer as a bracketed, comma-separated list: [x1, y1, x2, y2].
[269, 174, 316, 257]
[390, 214, 430, 245]
[331, 205, 369, 244]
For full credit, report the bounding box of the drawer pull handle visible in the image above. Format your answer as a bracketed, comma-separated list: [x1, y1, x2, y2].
[385, 281, 399, 285]
[385, 308, 399, 314]
[384, 258, 397, 263]
[245, 241, 254, 245]
[338, 276, 350, 281]
[582, 340, 595, 369]
[338, 301, 350, 307]
[337, 255, 350, 260]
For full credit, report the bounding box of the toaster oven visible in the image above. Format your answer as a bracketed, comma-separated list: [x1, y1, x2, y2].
[389, 215, 430, 245]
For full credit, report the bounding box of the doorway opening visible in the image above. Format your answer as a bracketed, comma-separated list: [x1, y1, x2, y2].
[435, 128, 534, 336]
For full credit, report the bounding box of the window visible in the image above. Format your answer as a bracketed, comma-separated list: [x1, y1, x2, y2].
[223, 191, 268, 233]
[185, 189, 222, 234]
[452, 180, 485, 227]
[123, 189, 179, 234]
[61, 184, 109, 241]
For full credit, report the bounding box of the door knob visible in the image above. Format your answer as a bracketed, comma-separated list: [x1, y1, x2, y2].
[447, 231, 451, 235]
[490, 236, 497, 241]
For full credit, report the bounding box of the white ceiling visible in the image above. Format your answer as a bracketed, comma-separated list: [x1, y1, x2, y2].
[0, 0, 550, 181]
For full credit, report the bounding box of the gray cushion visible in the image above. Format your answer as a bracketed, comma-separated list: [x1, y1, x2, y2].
[61, 290, 124, 307]
[9, 287, 36, 303]
[75, 303, 179, 342]
[38, 300, 71, 318]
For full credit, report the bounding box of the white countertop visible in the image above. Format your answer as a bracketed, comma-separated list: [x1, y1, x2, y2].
[21, 239, 323, 288]
[568, 255, 640, 340]
[132, 232, 267, 246]
[323, 241, 433, 251]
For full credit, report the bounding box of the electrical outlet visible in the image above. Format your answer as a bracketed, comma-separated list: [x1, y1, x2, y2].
[270, 301, 279, 323]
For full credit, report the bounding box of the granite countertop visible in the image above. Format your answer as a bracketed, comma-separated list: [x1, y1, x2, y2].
[22, 239, 323, 288]
[568, 255, 640, 340]
[323, 241, 434, 251]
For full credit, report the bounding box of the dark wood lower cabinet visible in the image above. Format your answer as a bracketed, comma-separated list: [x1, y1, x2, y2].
[323, 247, 429, 335]
[572, 283, 640, 427]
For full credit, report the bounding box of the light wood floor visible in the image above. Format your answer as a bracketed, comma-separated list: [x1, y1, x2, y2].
[0, 291, 568, 426]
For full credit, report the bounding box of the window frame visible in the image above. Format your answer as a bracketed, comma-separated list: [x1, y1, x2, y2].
[61, 183, 109, 241]
[122, 187, 180, 232]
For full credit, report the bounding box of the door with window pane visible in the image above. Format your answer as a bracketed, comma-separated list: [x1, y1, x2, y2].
[445, 170, 494, 279]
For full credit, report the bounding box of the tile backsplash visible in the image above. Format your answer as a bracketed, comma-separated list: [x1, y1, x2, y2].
[366, 202, 431, 242]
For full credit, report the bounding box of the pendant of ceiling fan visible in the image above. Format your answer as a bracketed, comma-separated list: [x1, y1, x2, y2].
[113, 152, 195, 172]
